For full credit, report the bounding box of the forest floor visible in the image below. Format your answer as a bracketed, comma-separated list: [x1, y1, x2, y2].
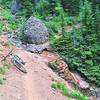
[0, 35, 75, 100]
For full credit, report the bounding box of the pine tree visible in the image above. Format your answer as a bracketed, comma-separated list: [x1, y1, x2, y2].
[20, 0, 33, 18]
[61, 0, 80, 15]
[93, 6, 100, 36]
[80, 0, 93, 36]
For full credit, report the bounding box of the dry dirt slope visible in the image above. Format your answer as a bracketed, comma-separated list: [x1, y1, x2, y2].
[0, 35, 74, 100]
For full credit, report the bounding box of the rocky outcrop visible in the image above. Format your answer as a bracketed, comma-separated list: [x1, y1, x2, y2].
[8, 32, 51, 53]
[24, 16, 48, 44]
[90, 87, 100, 100]
[74, 73, 90, 89]
[8, 16, 50, 53]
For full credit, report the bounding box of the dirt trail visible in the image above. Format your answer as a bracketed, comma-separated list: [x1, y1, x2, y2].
[0, 43, 74, 100]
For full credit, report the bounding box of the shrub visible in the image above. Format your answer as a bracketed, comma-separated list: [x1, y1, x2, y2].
[51, 81, 89, 100]
[0, 79, 3, 85]
[0, 22, 4, 30]
[52, 0, 100, 86]
[1, 9, 12, 20]
[0, 8, 18, 30]
[34, 0, 49, 19]
[18, 17, 26, 41]
[0, 62, 11, 75]
[61, 0, 80, 15]
[8, 18, 18, 30]
[0, 0, 12, 8]
[20, 0, 33, 18]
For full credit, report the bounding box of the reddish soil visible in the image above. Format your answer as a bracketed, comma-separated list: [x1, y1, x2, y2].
[0, 35, 74, 100]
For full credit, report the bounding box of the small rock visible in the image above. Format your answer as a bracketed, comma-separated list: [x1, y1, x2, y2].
[80, 81, 89, 89]
[26, 42, 50, 53]
[90, 86, 95, 91]
[95, 88, 100, 99]
[90, 90, 97, 97]
[74, 73, 90, 89]
[17, 94, 22, 100]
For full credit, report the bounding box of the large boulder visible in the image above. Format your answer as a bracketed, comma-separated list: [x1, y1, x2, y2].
[24, 16, 49, 45]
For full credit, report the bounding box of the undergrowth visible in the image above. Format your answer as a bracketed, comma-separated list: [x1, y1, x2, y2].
[51, 81, 89, 100]
[0, 6, 18, 31]
[0, 62, 11, 75]
[0, 21, 4, 31]
[50, 0, 100, 87]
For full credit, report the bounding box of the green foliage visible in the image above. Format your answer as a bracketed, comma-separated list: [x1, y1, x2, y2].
[0, 79, 3, 85]
[52, 0, 100, 86]
[0, 8, 18, 30]
[45, 20, 60, 35]
[34, 0, 49, 19]
[51, 83, 57, 90]
[19, 17, 26, 41]
[0, 0, 99, 88]
[1, 9, 12, 20]
[0, 21, 4, 30]
[55, 1, 67, 35]
[0, 62, 11, 75]
[52, 28, 100, 86]
[44, 3, 74, 38]
[0, 77, 7, 85]
[89, 0, 100, 10]
[8, 18, 18, 30]
[34, 0, 67, 21]
[51, 81, 89, 100]
[20, 0, 33, 18]
[61, 0, 80, 15]
[80, 0, 93, 35]
[19, 30, 25, 41]
[93, 6, 100, 36]
[45, 16, 68, 37]
[48, 60, 59, 71]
